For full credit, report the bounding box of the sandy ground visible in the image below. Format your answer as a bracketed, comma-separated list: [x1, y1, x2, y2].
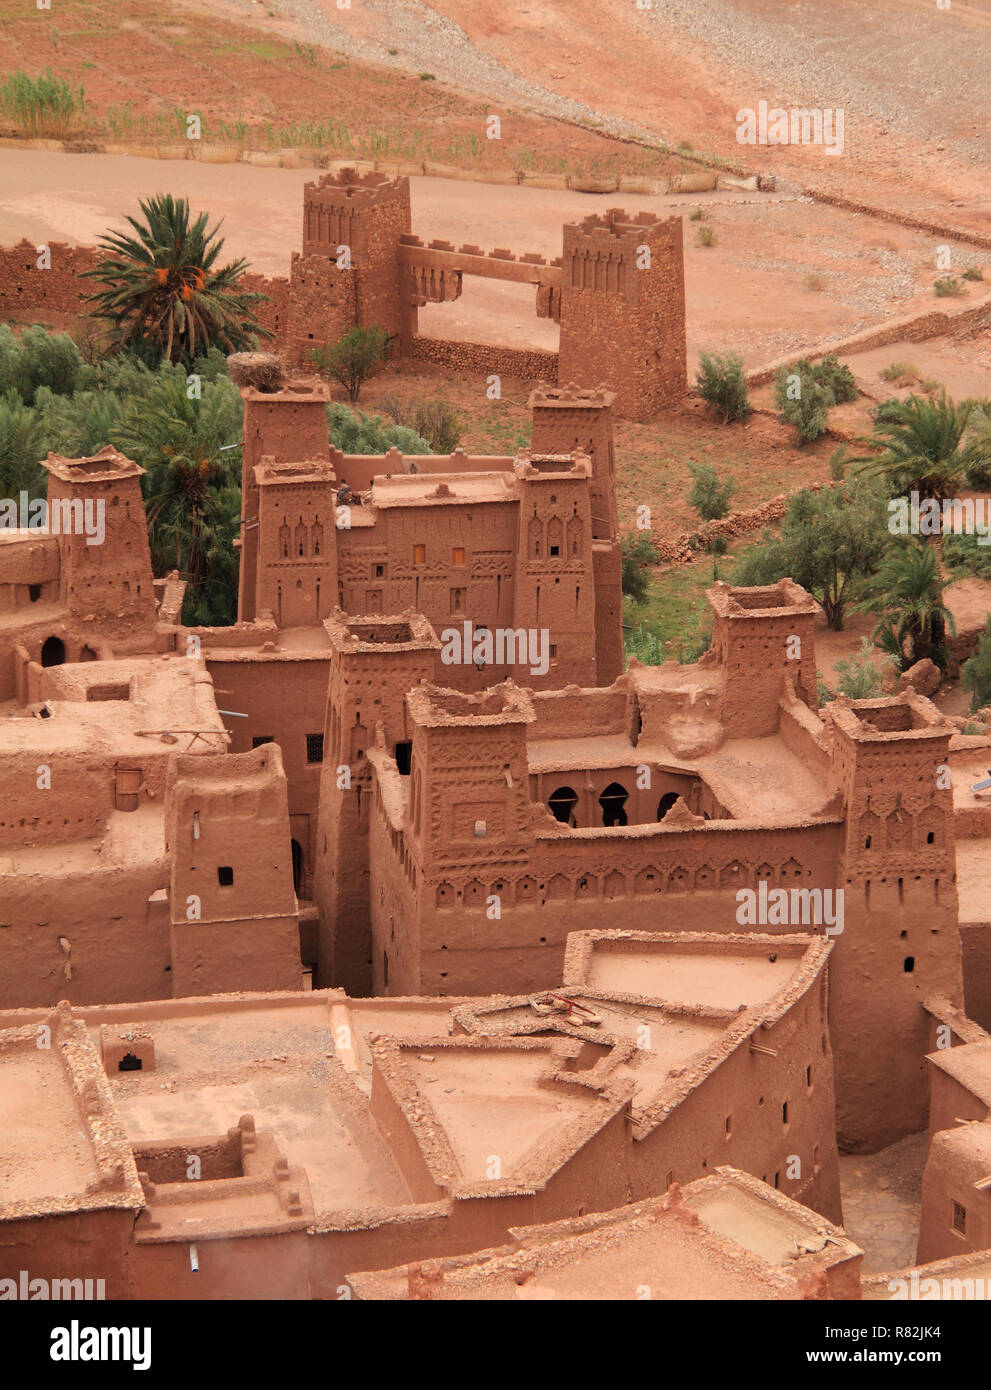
[2, 148, 983, 370]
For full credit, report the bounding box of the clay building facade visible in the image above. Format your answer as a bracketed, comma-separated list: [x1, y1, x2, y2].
[0, 170, 688, 419]
[358, 581, 966, 1154]
[0, 929, 841, 1299]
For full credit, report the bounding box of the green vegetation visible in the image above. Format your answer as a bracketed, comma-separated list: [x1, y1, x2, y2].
[620, 532, 655, 605]
[855, 540, 955, 671]
[733, 480, 888, 630]
[774, 356, 857, 445]
[82, 194, 269, 365]
[934, 276, 966, 297]
[832, 637, 890, 699]
[853, 391, 991, 500]
[687, 460, 735, 546]
[0, 69, 85, 139]
[697, 224, 716, 248]
[377, 395, 462, 453]
[309, 326, 391, 403]
[963, 618, 991, 711]
[880, 361, 918, 383]
[326, 403, 429, 454]
[695, 351, 751, 425]
[963, 267, 984, 282]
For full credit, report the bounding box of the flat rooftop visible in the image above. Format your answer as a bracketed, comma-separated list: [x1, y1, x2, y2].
[369, 472, 514, 508]
[926, 1041, 991, 1110]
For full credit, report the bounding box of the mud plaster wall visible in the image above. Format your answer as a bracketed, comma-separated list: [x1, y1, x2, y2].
[960, 924, 991, 1034]
[917, 1125, 991, 1264]
[131, 1230, 309, 1300]
[0, 1209, 136, 1299]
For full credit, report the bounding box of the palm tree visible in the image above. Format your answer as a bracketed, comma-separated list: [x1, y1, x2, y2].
[856, 540, 956, 670]
[111, 367, 243, 610]
[82, 194, 271, 365]
[854, 391, 991, 501]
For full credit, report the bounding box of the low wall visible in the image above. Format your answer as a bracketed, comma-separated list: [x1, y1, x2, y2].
[411, 335, 558, 382]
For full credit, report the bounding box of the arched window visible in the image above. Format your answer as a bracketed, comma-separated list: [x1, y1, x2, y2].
[657, 792, 679, 821]
[599, 782, 628, 828]
[41, 635, 65, 667]
[548, 786, 578, 826]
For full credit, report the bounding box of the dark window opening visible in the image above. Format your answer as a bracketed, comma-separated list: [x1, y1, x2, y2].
[599, 782, 628, 828]
[252, 736, 274, 748]
[306, 733, 324, 764]
[28, 584, 41, 602]
[782, 1101, 789, 1124]
[291, 839, 303, 895]
[41, 635, 65, 667]
[549, 545, 560, 556]
[927, 831, 935, 844]
[904, 956, 915, 973]
[657, 792, 679, 821]
[218, 866, 234, 886]
[952, 1201, 967, 1234]
[548, 786, 578, 826]
[118, 1052, 142, 1072]
[395, 741, 412, 776]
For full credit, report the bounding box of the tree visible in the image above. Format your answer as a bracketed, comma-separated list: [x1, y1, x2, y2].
[111, 367, 243, 619]
[832, 636, 890, 699]
[733, 479, 888, 630]
[854, 391, 991, 501]
[309, 326, 390, 402]
[774, 360, 831, 445]
[82, 194, 270, 365]
[962, 619, 991, 711]
[855, 539, 956, 670]
[327, 403, 429, 454]
[687, 461, 734, 534]
[0, 389, 49, 500]
[695, 351, 751, 424]
[621, 532, 654, 604]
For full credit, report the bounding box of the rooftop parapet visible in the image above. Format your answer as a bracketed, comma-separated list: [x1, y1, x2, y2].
[41, 444, 144, 485]
[707, 578, 819, 620]
[324, 608, 440, 653]
[406, 680, 536, 730]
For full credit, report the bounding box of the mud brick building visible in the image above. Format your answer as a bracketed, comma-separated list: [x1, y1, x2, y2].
[0, 169, 688, 420]
[0, 930, 842, 1299]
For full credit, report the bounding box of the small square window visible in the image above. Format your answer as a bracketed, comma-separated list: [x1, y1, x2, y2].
[452, 546, 465, 565]
[374, 564, 385, 578]
[413, 544, 426, 564]
[218, 866, 234, 886]
[549, 545, 560, 557]
[306, 733, 324, 764]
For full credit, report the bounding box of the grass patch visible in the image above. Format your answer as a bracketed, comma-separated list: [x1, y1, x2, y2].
[0, 68, 85, 138]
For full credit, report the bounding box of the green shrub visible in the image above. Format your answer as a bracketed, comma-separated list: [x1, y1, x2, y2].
[963, 619, 991, 711]
[813, 354, 858, 405]
[687, 460, 735, 524]
[309, 326, 390, 401]
[774, 361, 830, 444]
[697, 224, 716, 248]
[695, 351, 751, 424]
[833, 637, 888, 699]
[327, 403, 429, 454]
[620, 532, 655, 604]
[934, 276, 965, 297]
[378, 395, 462, 453]
[879, 361, 918, 383]
[963, 266, 984, 282]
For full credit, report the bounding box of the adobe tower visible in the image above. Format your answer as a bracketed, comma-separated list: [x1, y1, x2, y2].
[557, 210, 686, 421]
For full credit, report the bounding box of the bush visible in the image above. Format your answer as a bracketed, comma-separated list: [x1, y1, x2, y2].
[813, 354, 858, 405]
[880, 361, 918, 383]
[963, 619, 991, 711]
[620, 532, 655, 604]
[697, 224, 716, 248]
[963, 267, 984, 282]
[816, 673, 832, 708]
[833, 637, 889, 699]
[871, 396, 904, 425]
[774, 361, 830, 444]
[378, 395, 462, 453]
[695, 351, 751, 424]
[308, 326, 390, 401]
[0, 324, 85, 405]
[687, 460, 735, 525]
[327, 403, 429, 454]
[934, 276, 965, 297]
[828, 444, 851, 480]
